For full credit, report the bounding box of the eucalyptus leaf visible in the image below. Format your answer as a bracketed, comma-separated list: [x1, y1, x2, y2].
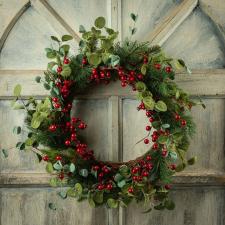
[13, 84, 22, 97]
[13, 126, 21, 134]
[94, 17, 106, 28]
[130, 13, 138, 22]
[62, 35, 73, 41]
[48, 202, 57, 210]
[107, 198, 118, 208]
[51, 36, 60, 42]
[58, 191, 67, 199]
[69, 163, 76, 172]
[35, 76, 41, 83]
[143, 96, 155, 110]
[46, 162, 54, 173]
[79, 25, 86, 33]
[61, 65, 71, 77]
[155, 100, 167, 112]
[79, 169, 88, 177]
[1, 149, 8, 158]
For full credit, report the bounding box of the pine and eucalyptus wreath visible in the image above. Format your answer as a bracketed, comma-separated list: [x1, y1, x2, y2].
[10, 15, 204, 211]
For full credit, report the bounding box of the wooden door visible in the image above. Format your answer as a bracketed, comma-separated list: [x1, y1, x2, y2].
[0, 0, 224, 225]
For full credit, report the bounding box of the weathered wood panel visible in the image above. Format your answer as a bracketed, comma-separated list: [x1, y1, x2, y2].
[163, 7, 225, 69]
[124, 187, 225, 225]
[0, 188, 108, 225]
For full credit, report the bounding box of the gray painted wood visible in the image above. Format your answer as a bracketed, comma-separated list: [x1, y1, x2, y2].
[0, 1, 225, 225]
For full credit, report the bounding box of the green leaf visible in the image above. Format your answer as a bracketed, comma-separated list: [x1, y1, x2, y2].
[48, 202, 57, 210]
[107, 198, 118, 208]
[60, 44, 70, 55]
[25, 138, 34, 146]
[79, 25, 86, 33]
[93, 191, 103, 204]
[35, 76, 41, 83]
[175, 90, 180, 99]
[16, 142, 25, 150]
[114, 173, 123, 182]
[175, 163, 186, 172]
[51, 36, 60, 42]
[46, 162, 54, 173]
[119, 165, 130, 177]
[53, 161, 62, 170]
[58, 191, 67, 199]
[130, 27, 137, 35]
[130, 13, 138, 22]
[1, 149, 8, 158]
[88, 196, 96, 208]
[94, 17, 106, 28]
[109, 55, 120, 67]
[13, 126, 21, 134]
[151, 121, 161, 129]
[61, 65, 71, 77]
[165, 200, 175, 210]
[31, 116, 41, 129]
[69, 163, 76, 172]
[49, 177, 58, 187]
[67, 188, 77, 197]
[155, 100, 167, 112]
[141, 64, 147, 75]
[74, 183, 83, 195]
[88, 53, 101, 66]
[187, 156, 197, 165]
[46, 51, 56, 59]
[154, 204, 165, 210]
[117, 180, 126, 188]
[135, 82, 146, 92]
[143, 96, 155, 110]
[157, 135, 169, 144]
[142, 207, 152, 213]
[61, 35, 73, 41]
[161, 124, 170, 129]
[79, 169, 88, 177]
[13, 84, 22, 97]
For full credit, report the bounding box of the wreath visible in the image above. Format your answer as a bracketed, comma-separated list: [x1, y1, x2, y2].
[10, 15, 204, 211]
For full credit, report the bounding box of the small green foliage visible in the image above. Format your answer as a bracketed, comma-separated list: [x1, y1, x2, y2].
[46, 162, 54, 173]
[61, 35, 73, 41]
[13, 84, 22, 97]
[94, 17, 106, 28]
[155, 100, 167, 112]
[48, 202, 57, 210]
[107, 198, 118, 208]
[187, 156, 197, 165]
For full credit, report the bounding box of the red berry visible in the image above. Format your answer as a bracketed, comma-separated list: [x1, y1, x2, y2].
[162, 149, 167, 157]
[54, 103, 61, 109]
[78, 122, 86, 129]
[146, 111, 151, 117]
[146, 162, 153, 170]
[142, 171, 149, 177]
[154, 63, 161, 70]
[52, 97, 58, 103]
[59, 173, 64, 180]
[71, 133, 76, 141]
[98, 172, 104, 178]
[130, 70, 135, 76]
[121, 81, 126, 87]
[64, 58, 70, 64]
[92, 165, 100, 171]
[132, 166, 140, 174]
[92, 68, 97, 74]
[97, 184, 104, 190]
[106, 71, 111, 78]
[152, 143, 158, 150]
[106, 183, 113, 190]
[48, 124, 57, 132]
[144, 138, 149, 144]
[137, 74, 143, 80]
[42, 155, 49, 161]
[143, 57, 148, 64]
[181, 119, 187, 126]
[165, 66, 172, 73]
[146, 125, 151, 131]
[165, 184, 171, 190]
[149, 117, 154, 123]
[100, 72, 105, 79]
[146, 155, 152, 161]
[128, 187, 134, 193]
[65, 140, 71, 146]
[170, 164, 176, 170]
[129, 76, 135, 82]
[137, 176, 142, 182]
[55, 155, 62, 161]
[175, 113, 181, 121]
[57, 66, 62, 73]
[82, 58, 87, 65]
